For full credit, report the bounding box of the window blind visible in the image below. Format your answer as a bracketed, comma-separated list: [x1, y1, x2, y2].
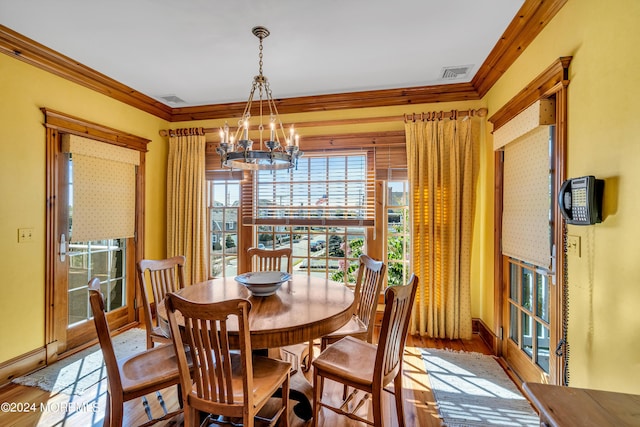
[62, 134, 139, 243]
[375, 145, 407, 180]
[242, 151, 376, 227]
[502, 126, 553, 268]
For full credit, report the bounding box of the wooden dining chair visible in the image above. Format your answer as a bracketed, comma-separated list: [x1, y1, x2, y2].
[247, 246, 293, 273]
[137, 256, 186, 349]
[165, 292, 292, 427]
[247, 246, 303, 373]
[312, 254, 386, 371]
[311, 274, 418, 427]
[88, 278, 182, 427]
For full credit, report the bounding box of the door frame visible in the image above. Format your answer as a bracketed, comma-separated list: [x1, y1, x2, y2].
[42, 108, 148, 362]
[489, 57, 571, 385]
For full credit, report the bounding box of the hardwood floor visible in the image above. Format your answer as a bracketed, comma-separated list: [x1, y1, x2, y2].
[0, 332, 493, 426]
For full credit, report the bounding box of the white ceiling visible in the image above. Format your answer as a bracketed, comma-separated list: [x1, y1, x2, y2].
[1, 0, 524, 107]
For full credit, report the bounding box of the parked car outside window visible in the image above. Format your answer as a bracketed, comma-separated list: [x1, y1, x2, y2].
[310, 240, 325, 251]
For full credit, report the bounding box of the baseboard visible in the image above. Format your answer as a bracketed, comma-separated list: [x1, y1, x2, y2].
[0, 347, 46, 388]
[473, 318, 499, 356]
[0, 322, 142, 389]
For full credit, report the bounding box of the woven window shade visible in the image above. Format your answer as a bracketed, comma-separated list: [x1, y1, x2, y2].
[502, 126, 552, 268]
[242, 151, 376, 227]
[62, 134, 139, 243]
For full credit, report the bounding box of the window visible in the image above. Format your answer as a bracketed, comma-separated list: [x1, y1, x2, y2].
[507, 260, 550, 372]
[209, 181, 240, 277]
[496, 98, 559, 381]
[247, 152, 374, 284]
[208, 150, 410, 287]
[63, 143, 136, 336]
[68, 239, 126, 324]
[64, 157, 130, 323]
[386, 181, 410, 286]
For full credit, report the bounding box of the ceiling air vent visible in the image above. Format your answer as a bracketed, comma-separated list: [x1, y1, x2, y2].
[158, 94, 186, 105]
[440, 65, 473, 80]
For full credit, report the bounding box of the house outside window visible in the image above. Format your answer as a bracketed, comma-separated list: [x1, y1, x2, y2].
[386, 180, 410, 286]
[209, 181, 240, 277]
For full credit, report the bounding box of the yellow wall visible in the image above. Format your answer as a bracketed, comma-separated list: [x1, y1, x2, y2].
[0, 53, 170, 362]
[0, 44, 491, 365]
[485, 0, 640, 393]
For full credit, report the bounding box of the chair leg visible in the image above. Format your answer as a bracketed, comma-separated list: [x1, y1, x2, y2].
[107, 392, 124, 427]
[104, 392, 111, 427]
[394, 373, 406, 427]
[371, 387, 383, 427]
[183, 404, 198, 427]
[312, 370, 323, 427]
[280, 373, 290, 427]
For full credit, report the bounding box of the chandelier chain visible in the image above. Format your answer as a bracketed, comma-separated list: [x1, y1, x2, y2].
[258, 36, 264, 77]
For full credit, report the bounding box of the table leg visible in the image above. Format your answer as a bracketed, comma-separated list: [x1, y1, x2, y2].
[270, 345, 315, 421]
[272, 369, 314, 421]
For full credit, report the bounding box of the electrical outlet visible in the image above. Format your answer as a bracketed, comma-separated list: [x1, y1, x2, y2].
[567, 235, 581, 257]
[18, 228, 34, 243]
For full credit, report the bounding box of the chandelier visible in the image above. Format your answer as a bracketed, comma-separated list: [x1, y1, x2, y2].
[217, 26, 302, 170]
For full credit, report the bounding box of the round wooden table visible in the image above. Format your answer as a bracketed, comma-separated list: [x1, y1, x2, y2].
[155, 274, 355, 421]
[156, 274, 355, 349]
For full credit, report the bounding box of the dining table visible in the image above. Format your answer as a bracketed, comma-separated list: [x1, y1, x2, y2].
[155, 273, 356, 420]
[523, 382, 640, 426]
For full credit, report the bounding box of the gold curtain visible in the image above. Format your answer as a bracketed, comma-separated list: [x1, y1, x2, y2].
[167, 129, 209, 284]
[405, 115, 478, 339]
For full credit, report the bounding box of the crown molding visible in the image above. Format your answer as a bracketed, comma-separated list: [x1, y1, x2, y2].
[473, 0, 568, 97]
[0, 25, 173, 121]
[0, 0, 566, 122]
[170, 82, 480, 122]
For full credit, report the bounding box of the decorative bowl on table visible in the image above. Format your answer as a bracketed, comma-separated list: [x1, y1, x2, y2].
[235, 271, 292, 296]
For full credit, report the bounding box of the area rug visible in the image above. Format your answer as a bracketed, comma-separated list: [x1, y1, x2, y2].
[13, 328, 147, 396]
[422, 348, 539, 427]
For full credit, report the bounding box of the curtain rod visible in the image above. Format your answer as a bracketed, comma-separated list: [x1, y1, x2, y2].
[403, 107, 487, 123]
[161, 127, 206, 137]
[158, 108, 488, 137]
